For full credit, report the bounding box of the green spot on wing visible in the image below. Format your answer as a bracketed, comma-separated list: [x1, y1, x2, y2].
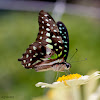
[64, 41, 67, 44]
[58, 52, 62, 57]
[65, 45, 67, 48]
[59, 27, 62, 30]
[64, 50, 67, 52]
[59, 24, 62, 26]
[50, 53, 58, 59]
[62, 40, 64, 43]
[60, 31, 62, 34]
[49, 52, 63, 60]
[62, 27, 64, 29]
[64, 54, 66, 57]
[63, 36, 66, 39]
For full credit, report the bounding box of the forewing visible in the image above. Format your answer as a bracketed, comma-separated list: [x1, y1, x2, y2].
[57, 21, 69, 61]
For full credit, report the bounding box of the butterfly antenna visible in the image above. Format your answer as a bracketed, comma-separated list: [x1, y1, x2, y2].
[69, 49, 78, 62]
[70, 58, 87, 63]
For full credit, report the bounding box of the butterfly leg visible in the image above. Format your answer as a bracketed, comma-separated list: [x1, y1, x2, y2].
[55, 71, 60, 81]
[64, 69, 71, 75]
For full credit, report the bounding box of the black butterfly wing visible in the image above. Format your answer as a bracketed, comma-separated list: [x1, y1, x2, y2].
[18, 10, 66, 70]
[57, 21, 69, 61]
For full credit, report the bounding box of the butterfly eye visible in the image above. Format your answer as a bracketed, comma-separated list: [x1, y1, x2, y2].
[66, 63, 71, 69]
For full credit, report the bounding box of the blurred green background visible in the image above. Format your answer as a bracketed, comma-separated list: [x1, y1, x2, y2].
[0, 10, 100, 100]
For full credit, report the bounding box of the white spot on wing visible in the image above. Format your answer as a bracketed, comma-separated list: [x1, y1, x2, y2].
[52, 35, 56, 38]
[47, 23, 50, 26]
[33, 60, 41, 65]
[46, 28, 50, 31]
[58, 41, 61, 43]
[42, 26, 44, 29]
[54, 43, 57, 46]
[56, 49, 58, 51]
[40, 36, 42, 39]
[46, 38, 52, 43]
[59, 46, 62, 49]
[54, 30, 57, 32]
[33, 46, 37, 50]
[44, 14, 48, 17]
[57, 36, 60, 38]
[45, 19, 49, 22]
[46, 33, 50, 37]
[39, 42, 41, 44]
[53, 24, 55, 26]
[23, 60, 26, 63]
[29, 50, 32, 53]
[35, 53, 38, 56]
[30, 58, 32, 61]
[33, 55, 36, 57]
[28, 63, 31, 66]
[41, 31, 43, 34]
[46, 44, 53, 49]
[26, 54, 29, 58]
[42, 21, 44, 24]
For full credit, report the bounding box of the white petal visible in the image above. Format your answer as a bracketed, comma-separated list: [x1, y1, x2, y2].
[41, 86, 46, 88]
[79, 75, 89, 80]
[35, 81, 67, 88]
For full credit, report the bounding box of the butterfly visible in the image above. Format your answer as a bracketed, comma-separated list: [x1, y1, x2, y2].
[18, 10, 71, 72]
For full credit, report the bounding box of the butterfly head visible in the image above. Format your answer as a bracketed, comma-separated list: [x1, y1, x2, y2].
[65, 62, 71, 70]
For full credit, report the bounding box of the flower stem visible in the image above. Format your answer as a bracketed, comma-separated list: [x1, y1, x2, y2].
[72, 86, 81, 100]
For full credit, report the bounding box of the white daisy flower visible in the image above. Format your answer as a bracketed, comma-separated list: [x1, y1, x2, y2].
[35, 71, 100, 88]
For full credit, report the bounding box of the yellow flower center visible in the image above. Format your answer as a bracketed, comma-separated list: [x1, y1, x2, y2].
[57, 73, 82, 82]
